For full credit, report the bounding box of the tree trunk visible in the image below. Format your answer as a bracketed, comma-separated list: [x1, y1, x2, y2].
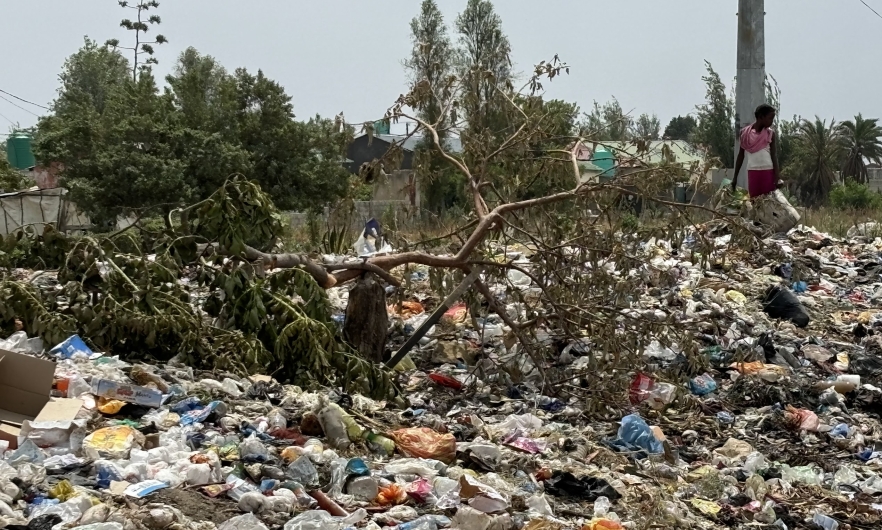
[343, 273, 388, 363]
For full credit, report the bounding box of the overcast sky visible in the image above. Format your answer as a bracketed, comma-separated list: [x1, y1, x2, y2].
[3, 0, 882, 135]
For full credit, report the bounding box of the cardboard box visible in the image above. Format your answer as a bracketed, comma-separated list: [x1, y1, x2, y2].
[91, 379, 163, 408]
[0, 349, 82, 449]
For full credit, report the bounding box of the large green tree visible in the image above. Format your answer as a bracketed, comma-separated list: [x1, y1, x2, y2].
[788, 117, 843, 207]
[663, 115, 697, 140]
[839, 114, 882, 184]
[581, 98, 631, 141]
[404, 0, 464, 211]
[631, 113, 660, 140]
[36, 42, 353, 224]
[456, 0, 512, 141]
[405, 0, 454, 134]
[52, 38, 130, 115]
[692, 61, 735, 167]
[38, 67, 191, 226]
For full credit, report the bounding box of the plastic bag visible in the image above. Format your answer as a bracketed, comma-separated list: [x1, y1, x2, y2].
[783, 405, 819, 432]
[751, 190, 800, 233]
[97, 398, 126, 415]
[239, 436, 269, 459]
[384, 458, 445, 478]
[48, 480, 76, 501]
[617, 414, 663, 455]
[391, 428, 457, 464]
[282, 509, 366, 530]
[404, 477, 433, 504]
[286, 456, 319, 488]
[80, 503, 112, 525]
[238, 491, 268, 513]
[83, 426, 142, 460]
[689, 374, 718, 396]
[646, 383, 676, 410]
[219, 513, 269, 530]
[762, 286, 810, 328]
[185, 463, 212, 485]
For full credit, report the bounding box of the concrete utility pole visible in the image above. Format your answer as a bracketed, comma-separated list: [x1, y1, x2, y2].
[733, 0, 766, 186]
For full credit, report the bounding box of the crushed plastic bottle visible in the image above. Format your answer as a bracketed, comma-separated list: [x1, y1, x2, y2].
[593, 496, 611, 517]
[812, 513, 840, 530]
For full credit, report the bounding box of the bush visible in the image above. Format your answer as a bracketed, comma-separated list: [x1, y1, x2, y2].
[829, 182, 882, 210]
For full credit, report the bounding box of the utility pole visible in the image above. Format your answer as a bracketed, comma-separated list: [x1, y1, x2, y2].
[733, 0, 766, 186]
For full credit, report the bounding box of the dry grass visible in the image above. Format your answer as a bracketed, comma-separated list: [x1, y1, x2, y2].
[797, 206, 882, 238]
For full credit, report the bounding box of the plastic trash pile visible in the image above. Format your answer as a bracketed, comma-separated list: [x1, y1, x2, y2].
[4, 223, 882, 529]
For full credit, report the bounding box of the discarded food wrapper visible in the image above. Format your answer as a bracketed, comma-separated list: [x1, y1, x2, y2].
[91, 379, 164, 408]
[429, 372, 463, 390]
[629, 373, 654, 405]
[459, 475, 509, 513]
[180, 401, 227, 426]
[97, 397, 126, 415]
[441, 303, 469, 325]
[503, 430, 544, 454]
[124, 480, 168, 498]
[83, 425, 143, 460]
[50, 335, 98, 359]
[690, 498, 721, 515]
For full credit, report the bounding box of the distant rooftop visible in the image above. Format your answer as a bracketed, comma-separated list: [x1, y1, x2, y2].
[574, 140, 707, 168]
[356, 133, 463, 154]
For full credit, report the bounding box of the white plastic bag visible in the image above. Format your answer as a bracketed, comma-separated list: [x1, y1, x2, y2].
[238, 491, 268, 513]
[219, 513, 268, 530]
[185, 463, 212, 485]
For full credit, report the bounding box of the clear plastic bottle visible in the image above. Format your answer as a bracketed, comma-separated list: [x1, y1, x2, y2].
[594, 496, 611, 517]
[812, 513, 839, 530]
[267, 408, 287, 431]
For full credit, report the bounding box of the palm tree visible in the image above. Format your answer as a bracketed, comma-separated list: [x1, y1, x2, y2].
[839, 114, 882, 184]
[792, 117, 843, 207]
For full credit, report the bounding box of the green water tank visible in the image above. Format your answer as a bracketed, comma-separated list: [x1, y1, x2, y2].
[6, 133, 36, 170]
[373, 120, 391, 135]
[591, 146, 616, 179]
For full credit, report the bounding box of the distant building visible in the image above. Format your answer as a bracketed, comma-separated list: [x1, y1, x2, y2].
[345, 134, 464, 209]
[571, 140, 708, 185]
[345, 133, 463, 175]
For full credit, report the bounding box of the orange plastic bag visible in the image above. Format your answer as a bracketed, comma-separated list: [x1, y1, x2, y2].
[390, 427, 456, 464]
[97, 397, 126, 414]
[583, 519, 624, 530]
[377, 483, 407, 505]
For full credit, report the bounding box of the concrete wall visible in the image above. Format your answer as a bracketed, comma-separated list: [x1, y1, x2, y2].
[868, 169, 882, 193]
[373, 170, 420, 208]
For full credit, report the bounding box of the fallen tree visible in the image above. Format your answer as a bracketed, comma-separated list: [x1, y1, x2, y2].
[0, 55, 761, 410]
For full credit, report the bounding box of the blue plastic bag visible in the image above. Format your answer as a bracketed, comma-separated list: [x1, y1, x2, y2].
[830, 423, 849, 439]
[617, 414, 663, 455]
[689, 374, 718, 396]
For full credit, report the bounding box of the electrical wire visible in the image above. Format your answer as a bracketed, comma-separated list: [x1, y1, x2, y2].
[0, 89, 50, 111]
[859, 0, 882, 20]
[0, 94, 41, 118]
[0, 111, 15, 126]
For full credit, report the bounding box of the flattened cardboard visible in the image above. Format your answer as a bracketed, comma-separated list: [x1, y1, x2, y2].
[0, 349, 81, 449]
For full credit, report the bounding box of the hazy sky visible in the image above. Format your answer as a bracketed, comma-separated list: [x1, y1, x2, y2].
[3, 1, 882, 135]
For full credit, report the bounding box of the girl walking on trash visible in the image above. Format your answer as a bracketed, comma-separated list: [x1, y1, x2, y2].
[732, 104, 781, 198]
